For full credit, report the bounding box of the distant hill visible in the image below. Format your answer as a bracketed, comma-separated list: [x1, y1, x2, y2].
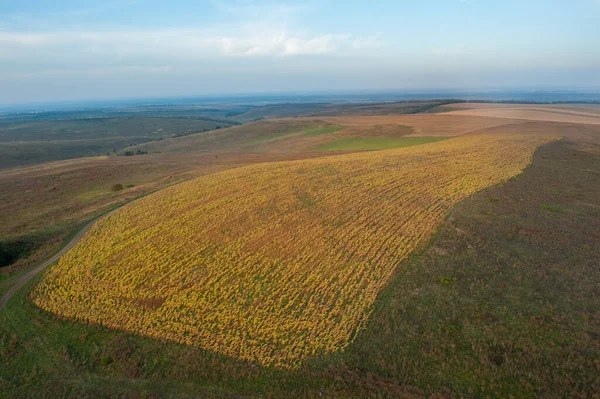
[0, 116, 234, 169]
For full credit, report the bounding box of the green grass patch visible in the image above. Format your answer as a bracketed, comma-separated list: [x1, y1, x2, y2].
[540, 204, 564, 213]
[315, 136, 448, 151]
[300, 126, 346, 136]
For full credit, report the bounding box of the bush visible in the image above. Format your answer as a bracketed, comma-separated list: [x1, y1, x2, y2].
[111, 184, 124, 192]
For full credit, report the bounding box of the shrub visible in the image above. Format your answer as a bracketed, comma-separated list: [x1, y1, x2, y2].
[111, 184, 124, 192]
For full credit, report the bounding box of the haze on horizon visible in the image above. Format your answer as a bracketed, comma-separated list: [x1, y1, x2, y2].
[1, 0, 599, 105]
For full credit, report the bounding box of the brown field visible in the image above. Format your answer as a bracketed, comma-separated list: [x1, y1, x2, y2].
[444, 102, 600, 115]
[467, 120, 600, 148]
[442, 103, 600, 125]
[298, 114, 519, 136]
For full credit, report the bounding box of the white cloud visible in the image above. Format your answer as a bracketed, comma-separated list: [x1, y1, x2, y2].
[352, 33, 383, 50]
[0, 29, 376, 58]
[283, 35, 339, 55]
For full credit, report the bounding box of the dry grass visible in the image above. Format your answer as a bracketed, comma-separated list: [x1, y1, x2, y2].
[467, 121, 600, 148]
[33, 133, 555, 368]
[342, 139, 600, 397]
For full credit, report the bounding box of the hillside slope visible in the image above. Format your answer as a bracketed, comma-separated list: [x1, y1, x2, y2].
[126, 114, 517, 155]
[33, 133, 555, 368]
[125, 119, 330, 153]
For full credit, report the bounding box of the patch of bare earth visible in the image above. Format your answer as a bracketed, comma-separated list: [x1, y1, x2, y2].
[443, 103, 600, 125]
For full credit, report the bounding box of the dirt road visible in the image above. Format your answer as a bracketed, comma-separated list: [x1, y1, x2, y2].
[0, 212, 111, 309]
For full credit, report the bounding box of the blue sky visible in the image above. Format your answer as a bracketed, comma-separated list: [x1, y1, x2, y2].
[0, 0, 599, 104]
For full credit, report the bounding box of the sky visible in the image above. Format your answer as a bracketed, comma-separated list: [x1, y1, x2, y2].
[0, 0, 599, 104]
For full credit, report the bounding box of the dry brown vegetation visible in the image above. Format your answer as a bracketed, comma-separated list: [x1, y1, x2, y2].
[444, 102, 600, 115]
[340, 138, 600, 397]
[468, 120, 600, 148]
[442, 103, 600, 125]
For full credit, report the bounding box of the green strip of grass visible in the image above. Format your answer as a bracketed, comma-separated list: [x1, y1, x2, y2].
[315, 136, 448, 151]
[301, 126, 346, 136]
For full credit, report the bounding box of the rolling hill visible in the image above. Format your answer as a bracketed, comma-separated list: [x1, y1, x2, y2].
[125, 114, 518, 155]
[33, 133, 555, 368]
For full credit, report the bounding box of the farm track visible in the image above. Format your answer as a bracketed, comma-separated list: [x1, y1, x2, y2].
[0, 209, 117, 309]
